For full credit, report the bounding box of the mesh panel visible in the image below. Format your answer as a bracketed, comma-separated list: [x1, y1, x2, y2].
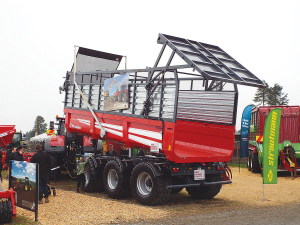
[177, 91, 235, 124]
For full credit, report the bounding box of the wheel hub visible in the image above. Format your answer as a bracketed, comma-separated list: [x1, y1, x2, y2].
[107, 169, 118, 190]
[137, 172, 152, 196]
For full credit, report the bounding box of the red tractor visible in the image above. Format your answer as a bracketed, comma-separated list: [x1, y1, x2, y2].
[44, 116, 101, 179]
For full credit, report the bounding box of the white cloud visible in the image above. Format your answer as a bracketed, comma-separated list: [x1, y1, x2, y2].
[25, 163, 36, 178]
[14, 161, 23, 168]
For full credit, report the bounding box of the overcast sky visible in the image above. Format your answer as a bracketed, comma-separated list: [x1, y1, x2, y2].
[1, 0, 299, 133]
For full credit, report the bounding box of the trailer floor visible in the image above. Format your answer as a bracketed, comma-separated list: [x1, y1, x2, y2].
[1, 168, 300, 224]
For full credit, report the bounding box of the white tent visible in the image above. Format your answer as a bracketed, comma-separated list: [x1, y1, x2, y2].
[30, 133, 48, 142]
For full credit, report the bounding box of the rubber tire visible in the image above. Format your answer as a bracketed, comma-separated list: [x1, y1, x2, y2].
[0, 199, 13, 224]
[103, 160, 130, 199]
[0, 201, 3, 224]
[186, 174, 222, 199]
[7, 199, 13, 223]
[247, 150, 252, 171]
[84, 156, 103, 192]
[251, 152, 261, 173]
[130, 162, 171, 205]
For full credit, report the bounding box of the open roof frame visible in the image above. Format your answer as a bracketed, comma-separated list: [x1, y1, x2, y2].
[156, 33, 265, 88]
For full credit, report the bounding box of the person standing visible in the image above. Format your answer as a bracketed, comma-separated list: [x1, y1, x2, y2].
[76, 158, 86, 193]
[9, 148, 16, 162]
[106, 144, 117, 156]
[5, 145, 13, 178]
[137, 148, 145, 156]
[5, 145, 12, 167]
[120, 145, 129, 156]
[13, 146, 24, 161]
[30, 143, 51, 204]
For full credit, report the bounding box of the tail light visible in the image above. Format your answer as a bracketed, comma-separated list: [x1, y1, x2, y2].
[172, 168, 179, 172]
[217, 165, 223, 171]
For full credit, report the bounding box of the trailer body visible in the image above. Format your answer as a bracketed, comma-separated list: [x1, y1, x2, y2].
[61, 33, 264, 205]
[1, 125, 16, 170]
[248, 106, 300, 174]
[0, 125, 16, 150]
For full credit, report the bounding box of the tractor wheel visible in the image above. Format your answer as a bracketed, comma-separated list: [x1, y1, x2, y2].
[0, 200, 3, 224]
[24, 184, 28, 191]
[247, 150, 252, 171]
[130, 162, 171, 205]
[0, 199, 13, 224]
[251, 152, 261, 173]
[84, 156, 103, 192]
[103, 160, 130, 199]
[186, 174, 222, 199]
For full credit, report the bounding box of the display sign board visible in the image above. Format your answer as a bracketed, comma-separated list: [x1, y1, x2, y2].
[9, 160, 38, 214]
[240, 105, 253, 158]
[262, 108, 282, 184]
[150, 142, 159, 153]
[104, 74, 129, 111]
[194, 168, 205, 180]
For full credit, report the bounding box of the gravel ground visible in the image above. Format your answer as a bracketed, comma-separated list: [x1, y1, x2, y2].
[1, 167, 300, 224]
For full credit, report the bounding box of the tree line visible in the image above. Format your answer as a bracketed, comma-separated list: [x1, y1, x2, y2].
[253, 80, 289, 106]
[24, 116, 48, 140]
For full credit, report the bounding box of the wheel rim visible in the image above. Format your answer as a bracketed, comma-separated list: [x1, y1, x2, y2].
[137, 172, 152, 196]
[107, 169, 118, 190]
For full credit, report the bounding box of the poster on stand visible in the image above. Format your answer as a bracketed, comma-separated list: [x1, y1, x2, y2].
[104, 74, 129, 111]
[9, 160, 38, 213]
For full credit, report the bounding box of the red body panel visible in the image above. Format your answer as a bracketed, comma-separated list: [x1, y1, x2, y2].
[171, 120, 235, 163]
[64, 108, 235, 163]
[49, 135, 65, 147]
[83, 136, 94, 147]
[0, 125, 16, 148]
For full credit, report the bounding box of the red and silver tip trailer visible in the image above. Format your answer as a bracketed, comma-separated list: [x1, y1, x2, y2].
[61, 34, 265, 205]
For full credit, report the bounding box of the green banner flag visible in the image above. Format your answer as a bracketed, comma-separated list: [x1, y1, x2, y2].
[263, 108, 282, 184]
